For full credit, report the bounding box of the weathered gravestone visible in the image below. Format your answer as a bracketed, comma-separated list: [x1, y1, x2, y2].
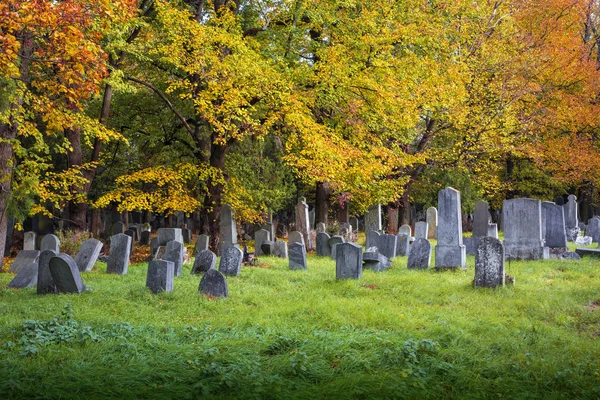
[140, 230, 150, 246]
[163, 240, 184, 276]
[503, 198, 549, 260]
[195, 234, 210, 254]
[366, 231, 380, 250]
[295, 198, 311, 251]
[363, 249, 391, 272]
[146, 259, 174, 294]
[9, 250, 40, 273]
[24, 231, 37, 251]
[316, 232, 331, 256]
[396, 234, 410, 257]
[378, 234, 397, 260]
[40, 234, 60, 253]
[309, 210, 315, 229]
[157, 228, 183, 246]
[316, 222, 327, 233]
[474, 237, 505, 288]
[542, 202, 568, 249]
[336, 242, 362, 280]
[199, 269, 228, 298]
[426, 207, 437, 239]
[107, 233, 131, 275]
[113, 221, 126, 235]
[218, 247, 243, 276]
[254, 229, 270, 256]
[365, 204, 382, 233]
[182, 228, 192, 244]
[75, 238, 103, 272]
[49, 254, 86, 294]
[435, 187, 467, 270]
[399, 224, 412, 238]
[289, 242, 307, 270]
[473, 200, 490, 238]
[414, 222, 429, 240]
[407, 238, 432, 270]
[37, 250, 58, 294]
[488, 224, 498, 238]
[585, 217, 600, 243]
[192, 249, 217, 274]
[563, 194, 579, 242]
[260, 241, 274, 255]
[8, 257, 39, 289]
[328, 235, 345, 260]
[288, 231, 305, 246]
[150, 238, 159, 259]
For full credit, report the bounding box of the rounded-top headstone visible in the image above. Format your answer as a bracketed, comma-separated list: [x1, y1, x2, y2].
[219, 247, 243, 276]
[49, 254, 86, 294]
[40, 234, 60, 253]
[199, 269, 228, 298]
[192, 249, 217, 274]
[407, 238, 432, 270]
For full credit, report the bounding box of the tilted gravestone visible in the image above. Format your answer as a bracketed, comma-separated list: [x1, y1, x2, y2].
[289, 242, 307, 270]
[195, 234, 210, 254]
[503, 198, 548, 260]
[426, 207, 437, 239]
[157, 228, 183, 246]
[366, 231, 380, 250]
[474, 237, 505, 288]
[163, 240, 184, 276]
[541, 202, 567, 249]
[40, 234, 60, 253]
[37, 250, 58, 294]
[273, 241, 288, 258]
[378, 234, 397, 260]
[288, 231, 305, 246]
[199, 269, 228, 298]
[585, 217, 600, 243]
[8, 258, 39, 289]
[140, 230, 150, 246]
[218, 247, 243, 276]
[9, 250, 40, 274]
[24, 231, 37, 251]
[336, 242, 362, 280]
[192, 249, 217, 274]
[414, 222, 428, 240]
[146, 259, 174, 294]
[49, 254, 86, 294]
[365, 204, 382, 233]
[396, 234, 410, 257]
[328, 235, 345, 260]
[407, 238, 432, 270]
[473, 200, 490, 238]
[107, 233, 131, 275]
[254, 229, 271, 256]
[75, 238, 103, 272]
[435, 187, 466, 270]
[316, 232, 331, 256]
[295, 198, 311, 251]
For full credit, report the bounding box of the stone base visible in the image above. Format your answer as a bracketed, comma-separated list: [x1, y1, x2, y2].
[504, 243, 549, 261]
[435, 245, 466, 270]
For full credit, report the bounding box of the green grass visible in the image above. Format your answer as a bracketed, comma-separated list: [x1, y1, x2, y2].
[1, 242, 600, 399]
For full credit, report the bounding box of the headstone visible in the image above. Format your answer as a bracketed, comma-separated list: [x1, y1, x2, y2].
[273, 241, 288, 258]
[260, 241, 274, 255]
[288, 231, 305, 246]
[157, 228, 183, 246]
[585, 217, 600, 243]
[363, 250, 391, 272]
[398, 224, 412, 238]
[199, 269, 228, 298]
[407, 238, 432, 270]
[49, 254, 86, 294]
[289, 242, 307, 270]
[295, 198, 311, 251]
[40, 234, 60, 253]
[316, 232, 331, 256]
[365, 204, 382, 233]
[37, 250, 58, 294]
[426, 207, 437, 239]
[254, 229, 270, 256]
[9, 250, 40, 274]
[328, 235, 345, 260]
[473, 200, 490, 237]
[576, 236, 593, 245]
[414, 222, 429, 240]
[146, 259, 174, 294]
[192, 249, 217, 274]
[502, 198, 548, 260]
[107, 233, 131, 275]
[74, 238, 103, 272]
[8, 258, 39, 288]
[487, 223, 498, 238]
[560, 252, 581, 260]
[218, 247, 243, 276]
[150, 237, 159, 259]
[396, 234, 410, 257]
[163, 240, 184, 276]
[474, 237, 505, 288]
[24, 231, 37, 251]
[316, 222, 327, 233]
[182, 228, 192, 244]
[366, 231, 380, 249]
[563, 195, 579, 241]
[140, 231, 150, 245]
[309, 210, 315, 229]
[464, 237, 479, 256]
[125, 228, 138, 242]
[350, 218, 359, 231]
[541, 202, 567, 249]
[262, 222, 275, 240]
[336, 242, 362, 279]
[112, 221, 126, 235]
[195, 234, 210, 254]
[435, 187, 467, 270]
[378, 234, 397, 260]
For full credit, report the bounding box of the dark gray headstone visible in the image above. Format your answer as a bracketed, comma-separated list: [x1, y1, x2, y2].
[218, 247, 243, 276]
[163, 240, 184, 276]
[219, 204, 238, 250]
[563, 194, 578, 229]
[396, 234, 410, 257]
[503, 198, 548, 260]
[199, 269, 228, 298]
[560, 251, 581, 260]
[295, 199, 311, 251]
[75, 238, 103, 272]
[435, 187, 466, 269]
[113, 222, 126, 235]
[273, 241, 288, 258]
[9, 250, 40, 273]
[585, 217, 600, 243]
[40, 234, 60, 253]
[192, 249, 217, 274]
[336, 242, 362, 280]
[254, 229, 270, 256]
[474, 237, 505, 288]
[146, 259, 174, 294]
[125, 229, 138, 242]
[378, 234, 397, 260]
[150, 237, 159, 259]
[107, 233, 131, 275]
[366, 231, 380, 249]
[363, 251, 391, 272]
[350, 218, 359, 232]
[140, 230, 150, 246]
[365, 204, 382, 232]
[464, 237, 480, 256]
[49, 254, 86, 294]
[260, 241, 274, 255]
[157, 228, 183, 246]
[316, 232, 331, 256]
[542, 202, 567, 249]
[328, 235, 345, 260]
[195, 234, 210, 254]
[37, 250, 58, 294]
[289, 242, 307, 270]
[182, 228, 192, 244]
[473, 200, 490, 237]
[407, 238, 432, 270]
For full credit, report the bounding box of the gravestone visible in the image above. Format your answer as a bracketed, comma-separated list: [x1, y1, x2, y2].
[488, 224, 498, 238]
[350, 218, 359, 231]
[140, 231, 150, 245]
[157, 228, 183, 246]
[192, 249, 217, 274]
[37, 250, 58, 294]
[316, 222, 327, 233]
[254, 229, 271, 256]
[75, 238, 103, 272]
[365, 204, 382, 233]
[260, 241, 274, 255]
[426, 207, 437, 239]
[146, 259, 174, 294]
[163, 240, 184, 276]
[112, 221, 126, 235]
[435, 187, 466, 270]
[107, 233, 131, 275]
[295, 198, 311, 251]
[378, 234, 397, 260]
[309, 210, 315, 229]
[262, 222, 275, 240]
[289, 242, 307, 270]
[541, 202, 568, 249]
[150, 238, 159, 259]
[9, 250, 40, 273]
[316, 232, 331, 256]
[49, 254, 86, 294]
[577, 236, 593, 245]
[195, 234, 210, 254]
[414, 222, 428, 240]
[396, 234, 410, 257]
[473, 200, 490, 237]
[40, 234, 60, 253]
[8, 258, 39, 288]
[218, 247, 243, 276]
[273, 241, 288, 258]
[199, 269, 228, 298]
[125, 228, 138, 242]
[474, 237, 505, 288]
[463, 237, 478, 256]
[24, 231, 36, 251]
[366, 231, 380, 249]
[182, 228, 192, 244]
[363, 249, 391, 272]
[336, 242, 362, 280]
[503, 198, 549, 260]
[328, 235, 345, 260]
[288, 231, 305, 246]
[398, 224, 412, 238]
[563, 194, 579, 241]
[585, 217, 600, 243]
[560, 252, 581, 260]
[407, 238, 432, 270]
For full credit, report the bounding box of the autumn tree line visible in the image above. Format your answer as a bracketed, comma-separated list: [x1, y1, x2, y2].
[1, 0, 600, 259]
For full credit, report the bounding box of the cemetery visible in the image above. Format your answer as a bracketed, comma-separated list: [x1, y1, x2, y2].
[2, 0, 600, 399]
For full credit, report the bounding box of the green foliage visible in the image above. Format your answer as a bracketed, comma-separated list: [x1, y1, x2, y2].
[55, 230, 93, 256]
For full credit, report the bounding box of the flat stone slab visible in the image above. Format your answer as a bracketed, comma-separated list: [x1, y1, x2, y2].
[575, 248, 600, 258]
[199, 269, 228, 298]
[191, 249, 217, 274]
[363, 251, 391, 272]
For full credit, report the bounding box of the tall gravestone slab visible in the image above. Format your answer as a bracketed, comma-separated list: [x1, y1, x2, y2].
[541, 202, 568, 249]
[219, 204, 239, 254]
[503, 198, 549, 260]
[289, 242, 307, 270]
[350, 218, 359, 232]
[199, 269, 228, 298]
[262, 222, 275, 241]
[157, 228, 183, 246]
[378, 234, 397, 260]
[254, 229, 271, 256]
[426, 207, 437, 239]
[195, 234, 210, 254]
[414, 222, 428, 240]
[407, 238, 432, 270]
[163, 240, 184, 276]
[182, 228, 192, 244]
[366, 231, 380, 250]
[192, 249, 217, 274]
[37, 250, 58, 294]
[146, 259, 174, 294]
[316, 232, 331, 256]
[585, 217, 600, 243]
[49, 254, 86, 294]
[40, 234, 60, 253]
[435, 187, 466, 270]
[113, 222, 126, 235]
[563, 194, 579, 242]
[473, 200, 490, 237]
[24, 231, 37, 251]
[288, 231, 305, 246]
[295, 198, 311, 251]
[218, 247, 243, 276]
[399, 224, 412, 238]
[365, 204, 382, 233]
[75, 238, 103, 272]
[336, 242, 362, 280]
[309, 210, 315, 229]
[474, 237, 505, 288]
[107, 233, 131, 275]
[140, 231, 150, 245]
[150, 238, 159, 259]
[273, 241, 288, 258]
[396, 234, 410, 257]
[9, 250, 40, 273]
[328, 235, 345, 260]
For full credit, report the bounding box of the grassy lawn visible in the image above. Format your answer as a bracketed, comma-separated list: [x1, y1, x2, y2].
[1, 240, 599, 399]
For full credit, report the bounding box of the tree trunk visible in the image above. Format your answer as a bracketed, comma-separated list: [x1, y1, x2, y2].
[315, 181, 330, 228]
[65, 127, 88, 231]
[206, 143, 227, 252]
[386, 202, 399, 234]
[399, 188, 411, 226]
[0, 122, 17, 270]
